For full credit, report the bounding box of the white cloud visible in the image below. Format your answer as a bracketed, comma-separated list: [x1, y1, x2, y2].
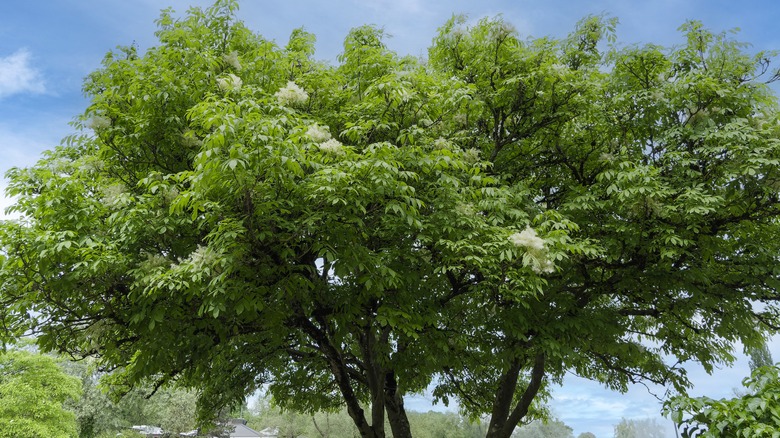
[356, 0, 425, 15]
[551, 373, 682, 436]
[0, 49, 46, 99]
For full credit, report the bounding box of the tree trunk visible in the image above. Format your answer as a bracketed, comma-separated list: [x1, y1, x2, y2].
[328, 355, 378, 438]
[384, 371, 413, 438]
[312, 414, 329, 437]
[296, 311, 380, 438]
[485, 353, 546, 438]
[360, 322, 387, 438]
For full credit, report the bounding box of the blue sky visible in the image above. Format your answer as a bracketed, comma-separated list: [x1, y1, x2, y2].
[2, 1, 780, 436]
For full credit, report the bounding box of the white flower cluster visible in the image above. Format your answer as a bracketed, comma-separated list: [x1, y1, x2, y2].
[87, 115, 111, 131]
[318, 138, 344, 155]
[509, 227, 555, 274]
[509, 228, 545, 250]
[462, 148, 481, 164]
[455, 202, 476, 217]
[163, 187, 179, 204]
[489, 21, 516, 39]
[443, 26, 466, 45]
[650, 90, 664, 101]
[142, 253, 170, 270]
[186, 245, 218, 270]
[181, 130, 203, 148]
[48, 158, 73, 174]
[599, 152, 615, 163]
[78, 158, 105, 174]
[217, 73, 242, 93]
[222, 51, 241, 70]
[306, 124, 332, 143]
[549, 63, 569, 75]
[101, 183, 127, 205]
[275, 81, 308, 107]
[433, 137, 451, 150]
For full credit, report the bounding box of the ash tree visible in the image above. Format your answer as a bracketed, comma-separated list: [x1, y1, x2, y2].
[2, 2, 780, 438]
[425, 15, 780, 438]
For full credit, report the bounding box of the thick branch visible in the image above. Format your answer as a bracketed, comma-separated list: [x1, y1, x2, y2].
[505, 353, 546, 433]
[295, 308, 376, 438]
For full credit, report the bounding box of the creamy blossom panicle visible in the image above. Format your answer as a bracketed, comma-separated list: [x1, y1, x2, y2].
[222, 51, 241, 70]
[509, 227, 555, 274]
[307, 124, 332, 143]
[181, 131, 203, 148]
[163, 187, 179, 204]
[537, 259, 555, 274]
[318, 138, 344, 155]
[187, 245, 218, 269]
[87, 115, 111, 131]
[456, 202, 476, 216]
[142, 253, 169, 270]
[462, 148, 480, 164]
[509, 227, 545, 251]
[275, 81, 308, 106]
[78, 158, 105, 174]
[100, 183, 127, 205]
[433, 138, 451, 150]
[549, 63, 569, 74]
[217, 73, 242, 92]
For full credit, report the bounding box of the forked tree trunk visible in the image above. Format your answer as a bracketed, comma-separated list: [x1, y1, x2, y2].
[485, 353, 547, 438]
[297, 311, 383, 438]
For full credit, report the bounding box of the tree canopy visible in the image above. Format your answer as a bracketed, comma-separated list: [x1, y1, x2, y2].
[0, 349, 81, 438]
[665, 365, 780, 437]
[512, 418, 573, 438]
[66, 357, 203, 438]
[2, 1, 780, 438]
[613, 418, 666, 438]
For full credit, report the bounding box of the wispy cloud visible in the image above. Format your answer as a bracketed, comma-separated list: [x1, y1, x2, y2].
[355, 0, 425, 16]
[550, 375, 674, 436]
[0, 49, 46, 99]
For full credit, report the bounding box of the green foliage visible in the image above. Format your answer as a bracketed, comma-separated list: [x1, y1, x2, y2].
[612, 418, 665, 438]
[247, 399, 487, 438]
[250, 398, 317, 438]
[665, 365, 780, 437]
[0, 349, 82, 438]
[63, 358, 200, 437]
[748, 342, 775, 372]
[2, 2, 780, 438]
[408, 411, 487, 438]
[512, 418, 574, 438]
